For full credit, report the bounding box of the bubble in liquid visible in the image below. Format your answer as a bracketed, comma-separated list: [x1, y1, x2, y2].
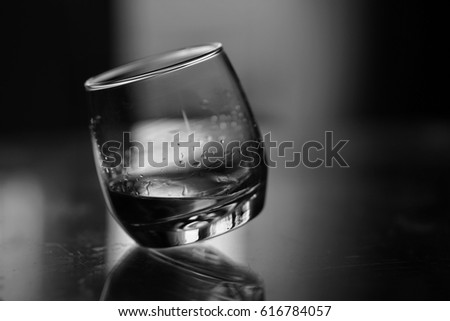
[200, 99, 210, 110]
[220, 122, 227, 129]
[235, 104, 241, 110]
[211, 115, 218, 122]
[126, 181, 134, 190]
[231, 121, 237, 127]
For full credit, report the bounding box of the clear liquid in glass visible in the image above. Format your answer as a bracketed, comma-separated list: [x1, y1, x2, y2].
[101, 141, 266, 247]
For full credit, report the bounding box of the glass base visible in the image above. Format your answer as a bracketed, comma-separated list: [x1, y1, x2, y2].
[115, 184, 265, 248]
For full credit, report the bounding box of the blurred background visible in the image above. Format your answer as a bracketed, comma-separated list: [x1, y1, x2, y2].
[1, 0, 449, 300]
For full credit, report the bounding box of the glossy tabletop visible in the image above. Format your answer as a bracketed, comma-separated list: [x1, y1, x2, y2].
[1, 120, 450, 300]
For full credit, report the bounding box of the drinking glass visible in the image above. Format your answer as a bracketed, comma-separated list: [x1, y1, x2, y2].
[85, 43, 267, 247]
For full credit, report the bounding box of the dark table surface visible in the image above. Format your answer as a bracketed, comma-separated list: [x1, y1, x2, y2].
[1, 119, 450, 300]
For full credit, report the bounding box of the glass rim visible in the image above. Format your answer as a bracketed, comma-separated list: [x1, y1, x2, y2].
[84, 42, 223, 91]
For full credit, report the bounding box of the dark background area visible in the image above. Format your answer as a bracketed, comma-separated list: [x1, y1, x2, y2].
[359, 1, 448, 121]
[1, 0, 112, 134]
[1, 1, 449, 134]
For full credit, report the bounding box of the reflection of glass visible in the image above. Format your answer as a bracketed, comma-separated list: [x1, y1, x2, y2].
[100, 244, 264, 300]
[85, 43, 267, 247]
